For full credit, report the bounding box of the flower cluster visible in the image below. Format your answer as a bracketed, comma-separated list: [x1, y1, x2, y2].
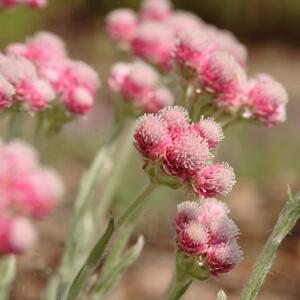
[106, 0, 288, 126]
[108, 61, 174, 114]
[106, 0, 246, 71]
[3, 31, 100, 116]
[0, 0, 47, 8]
[0, 139, 64, 255]
[175, 200, 242, 275]
[134, 106, 235, 198]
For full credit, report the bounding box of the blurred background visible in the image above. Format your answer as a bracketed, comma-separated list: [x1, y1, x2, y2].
[1, 0, 300, 299]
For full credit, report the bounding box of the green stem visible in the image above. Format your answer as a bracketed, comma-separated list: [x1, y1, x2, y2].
[0, 256, 16, 300]
[165, 274, 192, 300]
[6, 113, 25, 141]
[115, 181, 157, 229]
[239, 190, 300, 300]
[45, 120, 123, 300]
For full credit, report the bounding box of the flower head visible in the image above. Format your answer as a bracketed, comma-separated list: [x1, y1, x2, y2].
[193, 163, 236, 198]
[106, 9, 138, 44]
[0, 73, 15, 110]
[200, 51, 247, 108]
[164, 131, 211, 179]
[175, 199, 242, 275]
[140, 0, 172, 21]
[191, 117, 224, 149]
[0, 217, 37, 255]
[134, 114, 171, 160]
[131, 21, 174, 70]
[167, 11, 203, 34]
[246, 73, 288, 126]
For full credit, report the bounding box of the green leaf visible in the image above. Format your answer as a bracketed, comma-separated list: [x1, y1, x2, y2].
[217, 290, 227, 300]
[65, 217, 114, 300]
[92, 235, 145, 298]
[239, 189, 300, 300]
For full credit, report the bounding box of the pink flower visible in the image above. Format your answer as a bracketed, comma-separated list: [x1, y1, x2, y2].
[207, 240, 243, 274]
[0, 217, 36, 255]
[0, 55, 38, 85]
[163, 131, 211, 180]
[177, 221, 209, 255]
[192, 163, 236, 198]
[15, 79, 55, 111]
[159, 106, 190, 138]
[175, 199, 242, 275]
[106, 9, 138, 44]
[134, 114, 171, 160]
[21, 31, 66, 63]
[108, 62, 131, 92]
[63, 86, 94, 115]
[246, 73, 288, 126]
[140, 0, 172, 21]
[13, 168, 64, 219]
[121, 61, 159, 100]
[25, 0, 47, 8]
[141, 86, 174, 113]
[167, 11, 204, 34]
[173, 30, 216, 76]
[0, 73, 15, 110]
[191, 117, 224, 149]
[131, 21, 174, 70]
[205, 26, 247, 67]
[65, 60, 100, 95]
[200, 51, 247, 108]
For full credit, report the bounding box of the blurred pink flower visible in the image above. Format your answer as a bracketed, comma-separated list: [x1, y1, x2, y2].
[106, 8, 138, 44]
[140, 0, 172, 21]
[131, 21, 174, 70]
[246, 73, 288, 126]
[0, 217, 36, 255]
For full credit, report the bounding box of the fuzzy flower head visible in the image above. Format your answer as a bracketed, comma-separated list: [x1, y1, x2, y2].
[0, 217, 37, 255]
[0, 73, 15, 110]
[108, 62, 131, 92]
[164, 131, 211, 179]
[141, 86, 174, 113]
[0, 139, 64, 221]
[159, 106, 190, 138]
[173, 30, 216, 76]
[175, 199, 242, 275]
[167, 11, 204, 34]
[63, 86, 94, 115]
[140, 0, 172, 21]
[134, 114, 171, 160]
[106, 9, 138, 44]
[191, 117, 224, 149]
[246, 73, 288, 126]
[193, 163, 236, 198]
[15, 79, 55, 111]
[205, 26, 248, 67]
[131, 21, 174, 70]
[200, 51, 247, 108]
[6, 31, 67, 64]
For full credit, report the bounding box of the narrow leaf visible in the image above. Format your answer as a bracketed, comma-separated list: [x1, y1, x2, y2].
[65, 217, 114, 300]
[239, 190, 300, 300]
[93, 235, 145, 298]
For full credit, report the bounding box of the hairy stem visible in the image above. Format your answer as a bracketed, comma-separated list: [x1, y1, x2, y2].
[0, 256, 16, 300]
[239, 190, 300, 300]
